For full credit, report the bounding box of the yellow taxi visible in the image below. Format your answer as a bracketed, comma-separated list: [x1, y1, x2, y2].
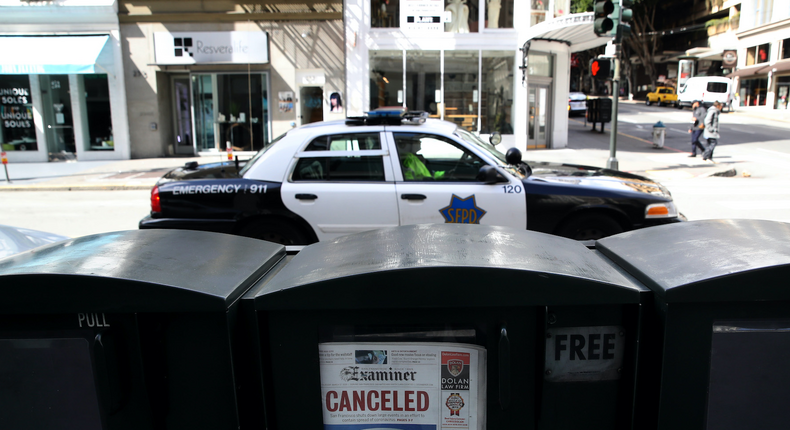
[645, 86, 678, 107]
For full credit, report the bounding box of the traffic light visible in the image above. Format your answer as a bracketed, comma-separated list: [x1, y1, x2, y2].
[594, 0, 614, 36]
[590, 58, 613, 80]
[610, 0, 633, 42]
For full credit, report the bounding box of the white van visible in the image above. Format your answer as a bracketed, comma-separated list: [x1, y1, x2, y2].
[677, 77, 734, 111]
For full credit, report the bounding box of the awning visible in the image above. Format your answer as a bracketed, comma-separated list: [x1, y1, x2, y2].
[757, 59, 790, 75]
[726, 64, 768, 78]
[523, 13, 609, 53]
[0, 35, 113, 75]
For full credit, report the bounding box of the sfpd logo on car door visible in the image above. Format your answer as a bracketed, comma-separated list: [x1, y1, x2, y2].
[439, 195, 487, 224]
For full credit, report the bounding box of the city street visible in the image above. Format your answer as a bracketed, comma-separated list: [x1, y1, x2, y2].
[556, 101, 790, 223]
[3, 102, 790, 239]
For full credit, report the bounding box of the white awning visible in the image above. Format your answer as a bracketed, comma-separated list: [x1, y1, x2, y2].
[524, 12, 610, 53]
[0, 35, 113, 75]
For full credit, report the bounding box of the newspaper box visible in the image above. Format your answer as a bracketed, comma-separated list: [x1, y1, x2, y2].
[0, 230, 284, 430]
[245, 224, 648, 430]
[596, 219, 790, 429]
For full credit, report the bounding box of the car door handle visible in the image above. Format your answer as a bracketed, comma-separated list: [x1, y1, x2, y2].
[295, 193, 317, 200]
[401, 194, 426, 201]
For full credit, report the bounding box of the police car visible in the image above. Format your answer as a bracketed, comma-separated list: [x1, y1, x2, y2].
[139, 109, 682, 244]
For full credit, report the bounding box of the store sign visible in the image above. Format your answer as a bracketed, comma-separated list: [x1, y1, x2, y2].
[400, 0, 444, 33]
[722, 50, 737, 68]
[153, 32, 269, 65]
[319, 343, 485, 430]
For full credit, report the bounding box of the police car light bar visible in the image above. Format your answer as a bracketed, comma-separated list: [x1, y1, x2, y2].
[345, 108, 429, 126]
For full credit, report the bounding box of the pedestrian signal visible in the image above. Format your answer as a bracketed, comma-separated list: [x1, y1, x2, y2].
[590, 58, 612, 80]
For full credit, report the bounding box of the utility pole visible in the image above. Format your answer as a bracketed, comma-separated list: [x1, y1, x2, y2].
[608, 47, 621, 170]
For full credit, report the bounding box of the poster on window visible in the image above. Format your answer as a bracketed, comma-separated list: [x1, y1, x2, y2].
[319, 342, 486, 430]
[0, 76, 37, 151]
[400, 0, 445, 33]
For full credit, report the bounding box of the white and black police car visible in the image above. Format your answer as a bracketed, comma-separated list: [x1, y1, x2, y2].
[139, 109, 682, 244]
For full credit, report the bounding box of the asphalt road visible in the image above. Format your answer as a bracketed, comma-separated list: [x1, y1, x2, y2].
[3, 102, 790, 239]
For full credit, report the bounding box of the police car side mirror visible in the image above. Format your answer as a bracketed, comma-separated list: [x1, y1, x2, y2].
[489, 132, 502, 146]
[505, 148, 522, 166]
[478, 165, 506, 184]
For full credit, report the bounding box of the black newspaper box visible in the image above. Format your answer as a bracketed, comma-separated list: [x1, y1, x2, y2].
[596, 219, 790, 429]
[244, 224, 648, 430]
[0, 230, 284, 430]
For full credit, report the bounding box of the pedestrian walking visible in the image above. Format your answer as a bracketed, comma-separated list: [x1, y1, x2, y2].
[702, 101, 722, 162]
[688, 100, 707, 157]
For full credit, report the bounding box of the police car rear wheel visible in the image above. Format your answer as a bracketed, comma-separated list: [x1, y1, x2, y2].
[556, 214, 624, 241]
[239, 220, 308, 245]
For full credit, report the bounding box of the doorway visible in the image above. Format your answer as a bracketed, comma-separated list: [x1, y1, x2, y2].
[39, 75, 75, 156]
[299, 86, 324, 125]
[192, 72, 270, 153]
[172, 76, 193, 154]
[527, 84, 551, 149]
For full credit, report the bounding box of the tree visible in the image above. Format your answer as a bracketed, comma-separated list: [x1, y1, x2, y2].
[571, 0, 594, 13]
[624, 0, 661, 92]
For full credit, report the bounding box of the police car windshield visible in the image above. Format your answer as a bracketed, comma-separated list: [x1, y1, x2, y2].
[238, 132, 287, 176]
[454, 128, 508, 165]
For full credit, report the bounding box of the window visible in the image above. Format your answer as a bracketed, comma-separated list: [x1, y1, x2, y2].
[739, 78, 768, 106]
[293, 133, 385, 181]
[393, 132, 485, 181]
[783, 38, 790, 60]
[706, 82, 728, 93]
[371, 0, 513, 30]
[369, 50, 404, 110]
[305, 133, 382, 151]
[81, 74, 113, 151]
[0, 75, 36, 152]
[746, 43, 770, 66]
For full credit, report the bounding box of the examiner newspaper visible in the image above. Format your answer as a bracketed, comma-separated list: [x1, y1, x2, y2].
[319, 343, 486, 430]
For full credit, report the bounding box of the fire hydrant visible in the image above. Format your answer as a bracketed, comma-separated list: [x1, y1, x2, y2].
[652, 121, 666, 149]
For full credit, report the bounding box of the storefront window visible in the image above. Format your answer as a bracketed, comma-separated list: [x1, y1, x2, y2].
[406, 50, 441, 116]
[739, 77, 768, 106]
[445, 0, 479, 33]
[39, 75, 75, 155]
[369, 50, 404, 109]
[0, 75, 36, 152]
[81, 74, 113, 151]
[192, 73, 270, 152]
[444, 51, 479, 131]
[775, 76, 790, 110]
[481, 51, 514, 134]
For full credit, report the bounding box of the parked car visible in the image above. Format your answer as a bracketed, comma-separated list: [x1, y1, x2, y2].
[568, 92, 587, 116]
[140, 109, 683, 244]
[677, 77, 734, 111]
[645, 86, 678, 106]
[0, 224, 69, 259]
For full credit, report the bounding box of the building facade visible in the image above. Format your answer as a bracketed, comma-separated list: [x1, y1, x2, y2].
[119, 1, 345, 158]
[0, 0, 130, 162]
[731, 0, 790, 109]
[344, 0, 594, 152]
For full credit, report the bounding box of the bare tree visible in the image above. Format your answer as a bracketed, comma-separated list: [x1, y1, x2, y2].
[624, 0, 660, 92]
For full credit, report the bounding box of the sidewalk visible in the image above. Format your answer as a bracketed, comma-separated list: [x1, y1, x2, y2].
[0, 125, 734, 191]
